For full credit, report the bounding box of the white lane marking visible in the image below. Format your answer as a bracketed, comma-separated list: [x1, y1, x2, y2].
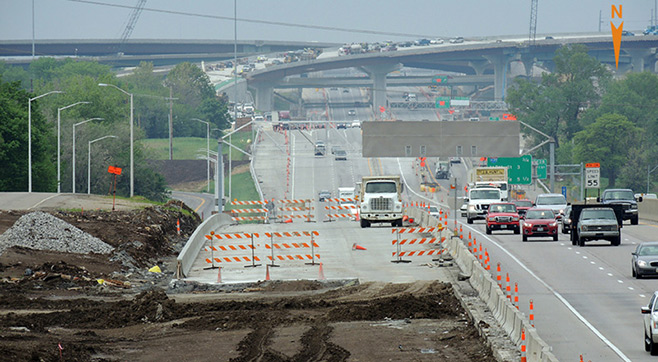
[599, 267, 605, 270]
[641, 294, 647, 298]
[618, 280, 624, 284]
[576, 251, 581, 255]
[607, 273, 613, 277]
[560, 243, 565, 246]
[28, 193, 61, 210]
[628, 287, 634, 291]
[582, 256, 588, 259]
[463, 225, 632, 362]
[590, 261, 596, 265]
[567, 247, 572, 250]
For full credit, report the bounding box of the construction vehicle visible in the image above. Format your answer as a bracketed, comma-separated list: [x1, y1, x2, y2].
[468, 166, 509, 201]
[358, 176, 404, 228]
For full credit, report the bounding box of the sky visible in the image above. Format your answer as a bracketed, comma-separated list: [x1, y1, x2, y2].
[1, 0, 656, 44]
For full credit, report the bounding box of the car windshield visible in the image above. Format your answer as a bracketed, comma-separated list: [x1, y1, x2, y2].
[526, 210, 554, 219]
[365, 182, 397, 193]
[490, 204, 516, 213]
[513, 200, 533, 208]
[639, 246, 658, 256]
[470, 189, 500, 199]
[336, 150, 346, 156]
[429, 207, 439, 213]
[581, 209, 616, 220]
[536, 196, 566, 205]
[604, 190, 634, 200]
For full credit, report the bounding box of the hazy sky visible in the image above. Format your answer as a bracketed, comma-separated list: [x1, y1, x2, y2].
[1, 0, 656, 43]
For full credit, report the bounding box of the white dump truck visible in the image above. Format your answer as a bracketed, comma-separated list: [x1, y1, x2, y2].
[358, 176, 404, 228]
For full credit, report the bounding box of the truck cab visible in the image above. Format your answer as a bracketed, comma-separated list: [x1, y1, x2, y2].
[465, 187, 503, 224]
[359, 176, 403, 228]
[598, 188, 641, 225]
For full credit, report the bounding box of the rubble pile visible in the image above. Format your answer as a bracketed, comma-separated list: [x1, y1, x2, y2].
[0, 211, 114, 256]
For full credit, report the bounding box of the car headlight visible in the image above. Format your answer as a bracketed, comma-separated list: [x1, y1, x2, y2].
[639, 260, 648, 267]
[524, 222, 532, 228]
[549, 222, 557, 227]
[559, 209, 564, 215]
[468, 205, 475, 211]
[512, 217, 519, 221]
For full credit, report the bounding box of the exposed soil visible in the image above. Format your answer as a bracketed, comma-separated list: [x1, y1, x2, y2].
[0, 199, 497, 362]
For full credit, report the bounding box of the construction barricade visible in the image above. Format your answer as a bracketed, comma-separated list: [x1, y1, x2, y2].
[264, 231, 321, 267]
[229, 200, 269, 224]
[203, 231, 262, 268]
[391, 226, 446, 263]
[276, 199, 314, 223]
[324, 197, 358, 222]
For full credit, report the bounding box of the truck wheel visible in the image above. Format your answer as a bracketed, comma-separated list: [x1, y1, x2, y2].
[514, 226, 520, 235]
[651, 332, 658, 355]
[577, 235, 584, 247]
[360, 219, 370, 228]
[553, 233, 558, 241]
[486, 227, 491, 235]
[632, 216, 639, 225]
[522, 235, 527, 242]
[570, 231, 577, 245]
[396, 219, 403, 227]
[467, 217, 473, 224]
[646, 331, 651, 352]
[611, 236, 621, 246]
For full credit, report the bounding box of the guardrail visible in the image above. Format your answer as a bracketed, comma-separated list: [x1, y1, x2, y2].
[407, 206, 558, 362]
[176, 212, 233, 278]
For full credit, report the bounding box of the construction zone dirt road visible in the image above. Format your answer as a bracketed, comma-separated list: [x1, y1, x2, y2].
[0, 195, 498, 361]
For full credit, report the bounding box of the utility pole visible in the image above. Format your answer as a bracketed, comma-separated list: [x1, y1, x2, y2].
[169, 85, 173, 160]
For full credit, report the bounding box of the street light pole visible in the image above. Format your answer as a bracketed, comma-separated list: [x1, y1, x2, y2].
[57, 101, 90, 193]
[88, 135, 117, 194]
[192, 118, 211, 193]
[98, 83, 134, 198]
[72, 118, 103, 194]
[28, 90, 63, 192]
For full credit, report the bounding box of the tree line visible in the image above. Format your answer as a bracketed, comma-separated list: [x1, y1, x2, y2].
[506, 44, 658, 192]
[0, 59, 232, 201]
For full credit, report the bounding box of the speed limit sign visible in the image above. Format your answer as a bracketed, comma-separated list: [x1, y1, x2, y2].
[585, 164, 600, 189]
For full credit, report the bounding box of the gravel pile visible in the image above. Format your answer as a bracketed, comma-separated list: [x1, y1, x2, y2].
[0, 211, 114, 255]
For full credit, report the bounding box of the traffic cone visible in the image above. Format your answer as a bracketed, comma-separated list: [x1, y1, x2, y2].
[284, 218, 293, 223]
[318, 263, 326, 280]
[356, 209, 360, 221]
[266, 264, 271, 281]
[352, 243, 367, 250]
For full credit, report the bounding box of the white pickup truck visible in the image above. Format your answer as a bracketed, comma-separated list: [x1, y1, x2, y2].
[465, 187, 503, 224]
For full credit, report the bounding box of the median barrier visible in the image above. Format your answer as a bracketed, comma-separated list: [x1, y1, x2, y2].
[176, 212, 233, 278]
[639, 198, 658, 223]
[416, 217, 558, 362]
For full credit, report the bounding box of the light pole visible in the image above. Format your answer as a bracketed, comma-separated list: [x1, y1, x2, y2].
[28, 90, 63, 192]
[192, 118, 211, 192]
[57, 101, 90, 193]
[648, 165, 658, 193]
[88, 135, 117, 194]
[72, 118, 103, 193]
[98, 83, 134, 198]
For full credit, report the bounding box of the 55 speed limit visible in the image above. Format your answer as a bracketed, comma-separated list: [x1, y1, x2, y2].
[585, 168, 600, 189]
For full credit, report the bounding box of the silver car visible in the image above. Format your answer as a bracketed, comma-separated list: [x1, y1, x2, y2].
[534, 193, 567, 221]
[632, 242, 658, 279]
[575, 207, 620, 246]
[642, 291, 658, 355]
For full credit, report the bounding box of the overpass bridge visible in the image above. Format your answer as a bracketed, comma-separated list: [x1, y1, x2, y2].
[245, 35, 658, 112]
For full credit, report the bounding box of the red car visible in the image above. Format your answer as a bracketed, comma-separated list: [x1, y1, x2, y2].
[512, 199, 533, 218]
[522, 208, 558, 241]
[486, 203, 520, 234]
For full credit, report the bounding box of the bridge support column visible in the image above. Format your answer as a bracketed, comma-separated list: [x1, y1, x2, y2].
[484, 54, 510, 101]
[252, 82, 275, 112]
[362, 63, 402, 118]
[626, 49, 655, 73]
[469, 60, 489, 76]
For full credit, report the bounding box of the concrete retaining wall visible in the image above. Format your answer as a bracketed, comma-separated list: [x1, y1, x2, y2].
[176, 212, 233, 278]
[407, 205, 559, 362]
[640, 199, 658, 223]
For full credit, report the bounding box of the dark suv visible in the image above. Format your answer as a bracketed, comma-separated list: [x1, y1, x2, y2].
[598, 189, 641, 225]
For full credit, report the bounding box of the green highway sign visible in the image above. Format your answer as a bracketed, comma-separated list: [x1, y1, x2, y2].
[536, 159, 547, 179]
[487, 155, 532, 185]
[489, 117, 500, 121]
[433, 75, 448, 84]
[435, 97, 450, 108]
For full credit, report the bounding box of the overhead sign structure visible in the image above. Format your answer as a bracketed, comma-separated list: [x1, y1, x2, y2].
[487, 155, 532, 185]
[585, 163, 600, 189]
[435, 97, 450, 108]
[432, 75, 448, 84]
[362, 121, 520, 158]
[451, 97, 470, 107]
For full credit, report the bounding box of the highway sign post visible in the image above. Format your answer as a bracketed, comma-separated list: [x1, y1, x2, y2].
[487, 155, 532, 185]
[561, 186, 567, 199]
[585, 163, 600, 189]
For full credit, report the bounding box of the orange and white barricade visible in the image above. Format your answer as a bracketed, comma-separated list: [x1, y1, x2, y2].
[203, 231, 262, 268]
[391, 227, 446, 263]
[264, 231, 321, 266]
[276, 199, 314, 223]
[229, 200, 268, 224]
[324, 197, 358, 222]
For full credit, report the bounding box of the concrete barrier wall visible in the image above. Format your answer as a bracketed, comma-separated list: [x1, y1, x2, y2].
[640, 199, 658, 223]
[421, 213, 559, 362]
[176, 212, 233, 278]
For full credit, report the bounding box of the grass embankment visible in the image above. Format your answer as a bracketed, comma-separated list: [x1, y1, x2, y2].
[141, 132, 259, 202]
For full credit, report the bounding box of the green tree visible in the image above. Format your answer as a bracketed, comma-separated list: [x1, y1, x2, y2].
[0, 76, 57, 191]
[573, 113, 640, 187]
[506, 44, 611, 152]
